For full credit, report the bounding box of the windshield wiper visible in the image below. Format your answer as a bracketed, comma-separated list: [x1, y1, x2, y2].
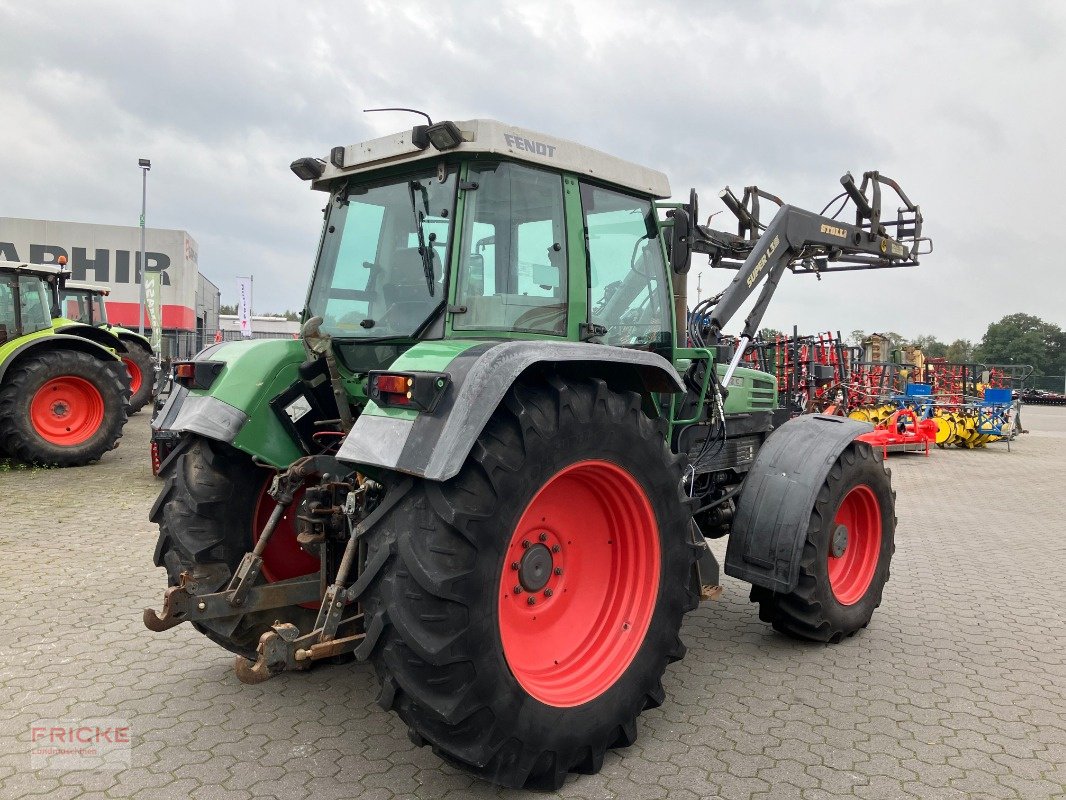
[408, 180, 436, 296]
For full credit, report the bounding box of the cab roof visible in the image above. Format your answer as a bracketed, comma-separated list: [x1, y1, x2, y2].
[63, 280, 110, 295]
[312, 118, 671, 198]
[0, 260, 64, 278]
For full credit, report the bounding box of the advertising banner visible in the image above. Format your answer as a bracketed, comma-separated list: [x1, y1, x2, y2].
[144, 269, 163, 352]
[236, 276, 253, 338]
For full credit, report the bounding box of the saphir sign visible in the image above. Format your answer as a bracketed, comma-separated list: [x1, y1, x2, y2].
[0, 217, 199, 330]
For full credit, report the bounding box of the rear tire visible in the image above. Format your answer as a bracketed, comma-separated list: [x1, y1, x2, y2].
[750, 441, 895, 643]
[356, 375, 698, 790]
[0, 350, 127, 466]
[149, 436, 319, 658]
[121, 341, 154, 413]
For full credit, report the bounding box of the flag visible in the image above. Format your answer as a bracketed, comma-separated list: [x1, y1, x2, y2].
[237, 277, 253, 338]
[143, 269, 163, 353]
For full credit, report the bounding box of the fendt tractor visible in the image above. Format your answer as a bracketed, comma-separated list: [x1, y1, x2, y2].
[0, 261, 129, 465]
[57, 278, 156, 413]
[145, 118, 928, 789]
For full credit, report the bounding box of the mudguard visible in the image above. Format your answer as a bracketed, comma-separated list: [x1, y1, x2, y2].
[52, 322, 128, 354]
[337, 340, 684, 481]
[723, 414, 874, 593]
[0, 332, 122, 384]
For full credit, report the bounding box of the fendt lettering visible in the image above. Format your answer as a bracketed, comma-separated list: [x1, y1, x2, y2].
[0, 242, 170, 285]
[503, 132, 557, 157]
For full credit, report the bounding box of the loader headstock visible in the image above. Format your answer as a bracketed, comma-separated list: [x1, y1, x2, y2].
[690, 170, 932, 275]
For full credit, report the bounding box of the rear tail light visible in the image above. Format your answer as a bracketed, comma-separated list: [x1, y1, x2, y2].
[368, 371, 449, 412]
[173, 360, 224, 390]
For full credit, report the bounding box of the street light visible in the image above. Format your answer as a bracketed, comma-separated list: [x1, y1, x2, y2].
[137, 158, 151, 335]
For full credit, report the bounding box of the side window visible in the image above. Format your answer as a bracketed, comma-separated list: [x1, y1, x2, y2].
[18, 276, 52, 335]
[580, 184, 671, 349]
[320, 201, 385, 334]
[455, 163, 567, 334]
[0, 278, 15, 343]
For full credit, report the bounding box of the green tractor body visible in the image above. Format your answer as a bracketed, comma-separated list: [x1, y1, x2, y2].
[145, 119, 927, 789]
[58, 280, 156, 413]
[0, 261, 129, 465]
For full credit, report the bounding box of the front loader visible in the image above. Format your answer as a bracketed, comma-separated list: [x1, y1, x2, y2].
[144, 118, 927, 790]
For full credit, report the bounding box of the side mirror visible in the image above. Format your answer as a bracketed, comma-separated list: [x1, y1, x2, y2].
[666, 208, 692, 274]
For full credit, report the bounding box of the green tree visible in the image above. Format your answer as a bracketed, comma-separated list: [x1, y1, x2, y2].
[219, 303, 237, 315]
[944, 339, 974, 363]
[977, 313, 1063, 375]
[758, 327, 783, 341]
[911, 334, 947, 359]
[849, 329, 866, 346]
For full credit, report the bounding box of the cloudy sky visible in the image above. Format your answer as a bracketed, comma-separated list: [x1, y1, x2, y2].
[1, 1, 1062, 342]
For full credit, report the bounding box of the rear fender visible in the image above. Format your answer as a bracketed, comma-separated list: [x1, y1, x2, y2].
[52, 322, 128, 354]
[336, 340, 683, 481]
[724, 414, 874, 593]
[153, 338, 308, 467]
[0, 332, 122, 385]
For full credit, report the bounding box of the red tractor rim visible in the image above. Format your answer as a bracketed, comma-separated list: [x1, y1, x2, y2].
[827, 484, 882, 605]
[498, 460, 661, 708]
[123, 356, 143, 393]
[29, 376, 105, 446]
[252, 479, 320, 608]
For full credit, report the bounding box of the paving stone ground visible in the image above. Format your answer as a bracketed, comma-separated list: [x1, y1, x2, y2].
[1, 407, 1064, 800]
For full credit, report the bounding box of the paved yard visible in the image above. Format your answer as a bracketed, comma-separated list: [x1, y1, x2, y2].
[1, 407, 1064, 799]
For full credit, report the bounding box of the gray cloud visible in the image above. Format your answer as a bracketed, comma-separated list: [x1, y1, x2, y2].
[1, 0, 1062, 341]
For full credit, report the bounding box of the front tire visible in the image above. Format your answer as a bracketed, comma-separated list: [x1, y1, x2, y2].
[0, 350, 127, 466]
[356, 375, 698, 790]
[750, 441, 895, 642]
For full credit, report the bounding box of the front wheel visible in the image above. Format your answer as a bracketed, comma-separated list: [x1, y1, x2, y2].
[121, 341, 155, 413]
[750, 440, 895, 642]
[356, 376, 698, 790]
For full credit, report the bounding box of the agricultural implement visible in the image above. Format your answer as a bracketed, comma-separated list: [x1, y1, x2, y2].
[144, 118, 927, 789]
[58, 277, 156, 413]
[0, 261, 129, 465]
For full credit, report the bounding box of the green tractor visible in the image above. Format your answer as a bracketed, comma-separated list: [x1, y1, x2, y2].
[0, 261, 129, 465]
[57, 279, 156, 413]
[145, 119, 927, 789]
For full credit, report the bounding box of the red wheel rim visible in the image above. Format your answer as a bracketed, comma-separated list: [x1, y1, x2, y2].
[123, 357, 142, 394]
[252, 479, 320, 608]
[827, 484, 882, 605]
[29, 376, 105, 446]
[498, 460, 661, 708]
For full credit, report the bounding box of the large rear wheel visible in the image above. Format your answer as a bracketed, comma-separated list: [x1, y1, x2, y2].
[120, 341, 155, 413]
[356, 376, 698, 789]
[750, 441, 895, 642]
[0, 350, 127, 466]
[149, 437, 319, 658]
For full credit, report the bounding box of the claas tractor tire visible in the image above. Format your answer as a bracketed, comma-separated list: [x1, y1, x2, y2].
[354, 375, 698, 790]
[121, 341, 155, 413]
[0, 350, 128, 467]
[149, 436, 320, 658]
[750, 441, 895, 643]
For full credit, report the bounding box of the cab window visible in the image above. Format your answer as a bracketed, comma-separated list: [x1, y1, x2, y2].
[0, 277, 15, 343]
[18, 276, 52, 335]
[455, 163, 567, 334]
[580, 183, 671, 350]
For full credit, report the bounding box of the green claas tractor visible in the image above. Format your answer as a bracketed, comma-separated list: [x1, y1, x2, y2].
[145, 118, 928, 789]
[0, 261, 129, 465]
[57, 279, 156, 413]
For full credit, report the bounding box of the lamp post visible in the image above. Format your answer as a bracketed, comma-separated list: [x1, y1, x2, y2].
[137, 158, 151, 335]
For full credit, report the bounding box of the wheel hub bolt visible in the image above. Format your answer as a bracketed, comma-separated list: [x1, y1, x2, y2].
[521, 540, 530, 549]
[551, 544, 560, 553]
[544, 588, 553, 597]
[513, 585, 522, 594]
[527, 596, 536, 605]
[511, 562, 519, 570]
[538, 532, 548, 542]
[554, 567, 563, 576]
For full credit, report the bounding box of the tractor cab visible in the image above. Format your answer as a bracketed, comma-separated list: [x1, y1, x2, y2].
[59, 280, 112, 327]
[0, 260, 63, 343]
[299, 119, 676, 368]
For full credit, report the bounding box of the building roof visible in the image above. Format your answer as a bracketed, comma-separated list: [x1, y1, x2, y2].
[313, 118, 672, 198]
[0, 260, 64, 277]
